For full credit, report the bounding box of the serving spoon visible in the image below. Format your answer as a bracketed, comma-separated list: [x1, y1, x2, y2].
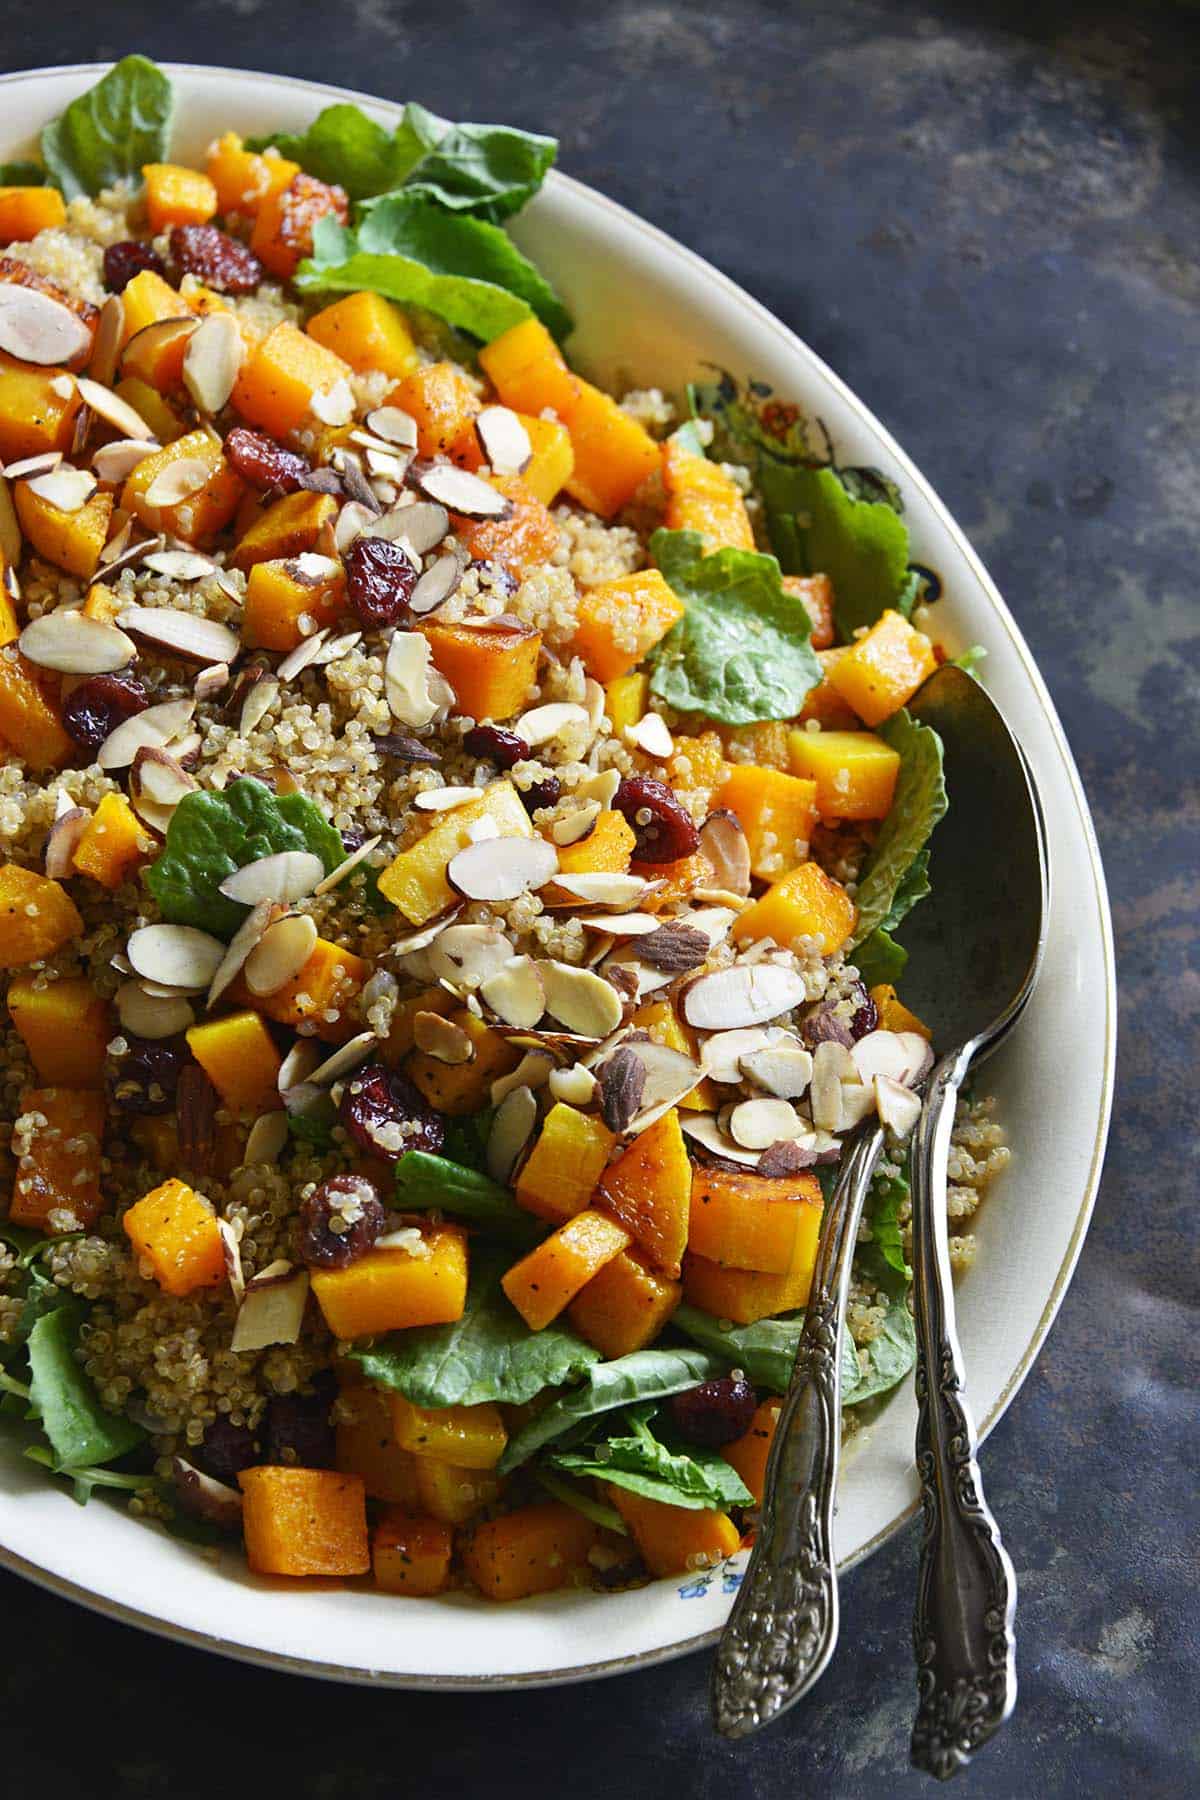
[711, 665, 1048, 1753]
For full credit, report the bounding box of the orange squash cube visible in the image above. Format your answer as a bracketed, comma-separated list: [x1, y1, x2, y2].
[516, 412, 575, 504]
[381, 984, 456, 1065]
[7, 974, 111, 1088]
[662, 435, 755, 551]
[377, 779, 533, 925]
[233, 321, 353, 442]
[250, 173, 349, 281]
[479, 318, 580, 422]
[238, 1466, 369, 1578]
[462, 1501, 598, 1602]
[828, 609, 937, 726]
[335, 1384, 421, 1504]
[122, 1177, 225, 1296]
[142, 163, 218, 231]
[515, 1102, 614, 1224]
[0, 352, 83, 464]
[10, 1086, 105, 1231]
[606, 1484, 741, 1578]
[632, 849, 717, 914]
[868, 983, 932, 1040]
[71, 791, 154, 889]
[413, 1457, 502, 1526]
[372, 1510, 453, 1596]
[787, 726, 901, 822]
[605, 670, 648, 736]
[450, 476, 560, 581]
[388, 361, 481, 463]
[118, 268, 190, 346]
[311, 1225, 468, 1339]
[667, 728, 728, 803]
[113, 375, 184, 443]
[0, 186, 66, 240]
[306, 290, 417, 378]
[689, 1165, 823, 1275]
[502, 1207, 631, 1330]
[389, 1394, 507, 1469]
[596, 1109, 691, 1277]
[121, 314, 199, 395]
[564, 379, 660, 518]
[419, 616, 541, 722]
[121, 428, 244, 546]
[242, 554, 346, 651]
[722, 1397, 783, 1505]
[567, 1249, 682, 1359]
[541, 808, 636, 906]
[186, 1011, 282, 1117]
[782, 573, 835, 649]
[798, 646, 860, 729]
[235, 935, 368, 1043]
[0, 862, 81, 966]
[682, 1251, 818, 1326]
[731, 859, 856, 955]
[405, 1007, 521, 1116]
[81, 583, 122, 624]
[231, 489, 339, 571]
[717, 764, 819, 882]
[718, 719, 791, 773]
[206, 133, 298, 217]
[571, 569, 685, 683]
[14, 480, 112, 580]
[0, 652, 70, 770]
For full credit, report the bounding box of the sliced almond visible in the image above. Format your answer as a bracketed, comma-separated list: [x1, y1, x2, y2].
[465, 814, 500, 844]
[244, 1110, 290, 1166]
[182, 312, 245, 414]
[372, 498, 448, 554]
[311, 378, 354, 426]
[0, 284, 92, 367]
[414, 785, 481, 813]
[729, 1096, 802, 1150]
[683, 962, 809, 1032]
[275, 629, 330, 682]
[334, 499, 379, 553]
[579, 910, 660, 938]
[698, 809, 751, 898]
[93, 437, 159, 484]
[550, 801, 601, 847]
[385, 630, 444, 728]
[874, 1073, 921, 1137]
[244, 912, 319, 996]
[25, 466, 97, 513]
[487, 1083, 538, 1183]
[98, 696, 195, 770]
[810, 1040, 854, 1131]
[207, 898, 275, 1009]
[216, 1217, 246, 1306]
[740, 1040, 814, 1099]
[0, 473, 20, 571]
[416, 463, 512, 518]
[88, 293, 124, 386]
[365, 405, 418, 448]
[491, 1048, 556, 1107]
[388, 907, 464, 963]
[679, 1112, 763, 1168]
[413, 1010, 474, 1065]
[575, 767, 621, 810]
[101, 527, 166, 575]
[194, 661, 230, 702]
[479, 955, 545, 1029]
[447, 836, 558, 903]
[230, 1263, 310, 1353]
[42, 805, 90, 879]
[539, 960, 624, 1039]
[127, 922, 226, 990]
[550, 871, 654, 910]
[700, 1027, 776, 1084]
[128, 745, 198, 832]
[851, 1029, 934, 1088]
[310, 628, 362, 665]
[626, 712, 674, 759]
[409, 550, 464, 616]
[475, 404, 532, 476]
[840, 1082, 879, 1129]
[19, 609, 135, 675]
[515, 701, 589, 747]
[142, 549, 218, 582]
[548, 1063, 598, 1107]
[278, 1039, 324, 1094]
[238, 673, 279, 735]
[116, 604, 239, 665]
[74, 377, 153, 441]
[219, 850, 325, 907]
[144, 456, 211, 510]
[314, 834, 381, 896]
[307, 1031, 379, 1087]
[427, 923, 514, 990]
[116, 977, 195, 1039]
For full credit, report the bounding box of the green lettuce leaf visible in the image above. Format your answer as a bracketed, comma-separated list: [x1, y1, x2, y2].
[145, 776, 345, 938]
[440, 1110, 494, 1173]
[0, 162, 51, 186]
[852, 925, 908, 988]
[648, 528, 822, 725]
[26, 1305, 144, 1472]
[866, 1167, 911, 1282]
[350, 1249, 597, 1408]
[499, 1344, 726, 1473]
[248, 102, 431, 201]
[297, 195, 571, 341]
[759, 461, 911, 638]
[951, 644, 988, 675]
[41, 56, 173, 201]
[671, 1305, 802, 1393]
[549, 1408, 751, 1511]
[851, 711, 947, 946]
[393, 1151, 543, 1247]
[286, 1110, 335, 1153]
[840, 1288, 916, 1406]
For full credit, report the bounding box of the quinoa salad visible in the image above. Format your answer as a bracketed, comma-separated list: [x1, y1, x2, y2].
[0, 60, 1008, 1602]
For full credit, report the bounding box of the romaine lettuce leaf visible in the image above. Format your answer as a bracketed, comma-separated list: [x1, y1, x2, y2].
[41, 56, 173, 200]
[851, 710, 947, 946]
[852, 925, 908, 988]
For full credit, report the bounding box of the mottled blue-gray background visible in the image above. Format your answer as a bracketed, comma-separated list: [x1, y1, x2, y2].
[2, 4, 1196, 1795]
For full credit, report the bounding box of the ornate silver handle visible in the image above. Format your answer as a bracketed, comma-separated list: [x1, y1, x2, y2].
[712, 1123, 885, 1738]
[909, 1046, 1017, 1778]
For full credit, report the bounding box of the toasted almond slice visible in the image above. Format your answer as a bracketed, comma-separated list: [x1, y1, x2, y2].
[238, 673, 279, 735]
[575, 767, 621, 809]
[377, 497, 451, 554]
[427, 923, 514, 990]
[243, 913, 319, 996]
[230, 1264, 310, 1353]
[700, 1026, 778, 1084]
[416, 463, 511, 518]
[275, 629, 330, 682]
[183, 312, 245, 414]
[75, 377, 154, 441]
[479, 955, 545, 1029]
[466, 814, 500, 844]
[810, 1040, 854, 1131]
[729, 1096, 802, 1150]
[548, 1063, 598, 1106]
[385, 630, 443, 728]
[116, 977, 195, 1039]
[127, 922, 225, 990]
[207, 898, 275, 1009]
[101, 527, 167, 575]
[550, 801, 601, 847]
[311, 378, 354, 426]
[219, 850, 325, 906]
[679, 1112, 762, 1167]
[314, 834, 382, 896]
[0, 284, 92, 366]
[475, 404, 532, 476]
[548, 872, 653, 909]
[89, 293, 124, 386]
[364, 405, 418, 448]
[310, 628, 362, 665]
[579, 910, 660, 937]
[4, 451, 62, 480]
[414, 785, 481, 813]
[840, 1082, 878, 1129]
[93, 437, 159, 484]
[740, 1039, 814, 1099]
[487, 1083, 538, 1184]
[683, 962, 808, 1032]
[117, 604, 239, 666]
[698, 808, 751, 897]
[98, 696, 194, 770]
[43, 805, 90, 879]
[215, 1217, 246, 1306]
[447, 835, 558, 902]
[194, 661, 230, 702]
[19, 609, 136, 675]
[26, 466, 97, 513]
[515, 701, 589, 746]
[144, 456, 211, 509]
[129, 744, 197, 829]
[334, 499, 379, 553]
[409, 550, 464, 616]
[491, 1049, 556, 1106]
[142, 549, 217, 581]
[626, 712, 674, 759]
[244, 1111, 290, 1166]
[851, 1029, 934, 1088]
[539, 960, 624, 1039]
[413, 1010, 475, 1064]
[278, 1039, 324, 1093]
[307, 1031, 379, 1087]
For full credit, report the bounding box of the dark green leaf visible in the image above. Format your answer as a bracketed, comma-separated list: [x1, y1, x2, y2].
[840, 1289, 916, 1406]
[550, 1408, 751, 1511]
[852, 925, 908, 988]
[393, 1151, 543, 1247]
[689, 374, 822, 468]
[145, 776, 345, 938]
[852, 711, 947, 945]
[648, 529, 822, 725]
[866, 1166, 911, 1282]
[758, 461, 912, 638]
[22, 1444, 156, 1507]
[671, 1303, 801, 1393]
[498, 1344, 726, 1473]
[399, 117, 557, 222]
[26, 1305, 144, 1471]
[0, 1222, 43, 1258]
[0, 161, 51, 186]
[441, 1110, 494, 1174]
[350, 1249, 596, 1408]
[41, 56, 174, 201]
[247, 102, 430, 201]
[286, 1109, 335, 1152]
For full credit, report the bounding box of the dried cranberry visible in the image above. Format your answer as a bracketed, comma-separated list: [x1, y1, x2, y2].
[107, 1033, 189, 1116]
[339, 1063, 445, 1163]
[344, 537, 418, 630]
[169, 223, 263, 294]
[520, 775, 562, 814]
[666, 1377, 757, 1448]
[62, 671, 149, 758]
[197, 1416, 260, 1484]
[103, 240, 165, 294]
[614, 774, 700, 863]
[847, 983, 879, 1041]
[223, 425, 311, 494]
[261, 1373, 337, 1469]
[463, 723, 530, 770]
[298, 1174, 386, 1271]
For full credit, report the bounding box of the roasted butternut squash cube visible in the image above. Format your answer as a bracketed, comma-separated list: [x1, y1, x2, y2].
[567, 1249, 682, 1359]
[311, 1225, 468, 1338]
[0, 863, 81, 966]
[10, 1086, 105, 1231]
[717, 719, 792, 773]
[667, 729, 728, 805]
[7, 974, 111, 1089]
[413, 1457, 502, 1526]
[0, 351, 83, 464]
[419, 616, 540, 722]
[682, 1251, 817, 1326]
[121, 428, 244, 545]
[631, 849, 715, 914]
[232, 489, 339, 571]
[0, 572, 17, 649]
[233, 321, 353, 441]
[516, 412, 575, 503]
[828, 609, 937, 726]
[13, 480, 112, 580]
[242, 554, 346, 652]
[689, 1165, 823, 1276]
[389, 1395, 508, 1469]
[731, 860, 856, 955]
[564, 378, 660, 519]
[782, 573, 835, 649]
[377, 779, 533, 925]
[71, 791, 154, 889]
[381, 983, 455, 1065]
[113, 375, 184, 443]
[722, 1397, 783, 1505]
[515, 1102, 614, 1223]
[798, 646, 861, 729]
[717, 764, 819, 882]
[335, 1385, 421, 1504]
[405, 1007, 521, 1116]
[605, 670, 648, 736]
[122, 1177, 225, 1296]
[606, 1484, 741, 1578]
[372, 1509, 453, 1596]
[306, 290, 417, 378]
[596, 1109, 691, 1277]
[630, 1000, 715, 1113]
[238, 1466, 369, 1578]
[0, 186, 66, 240]
[250, 173, 349, 281]
[0, 650, 70, 769]
[121, 314, 199, 396]
[186, 1011, 282, 1116]
[502, 1207, 631, 1330]
[118, 268, 190, 345]
[662, 434, 754, 551]
[206, 132, 298, 217]
[142, 163, 218, 231]
[450, 476, 560, 580]
[869, 983, 932, 1040]
[388, 361, 481, 463]
[462, 1501, 598, 1602]
[234, 935, 368, 1043]
[541, 807, 635, 906]
[787, 727, 901, 821]
[479, 318, 580, 421]
[81, 583, 122, 624]
[571, 569, 685, 683]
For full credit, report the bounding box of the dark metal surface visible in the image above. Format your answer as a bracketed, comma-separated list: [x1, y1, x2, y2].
[1, 4, 1196, 1796]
